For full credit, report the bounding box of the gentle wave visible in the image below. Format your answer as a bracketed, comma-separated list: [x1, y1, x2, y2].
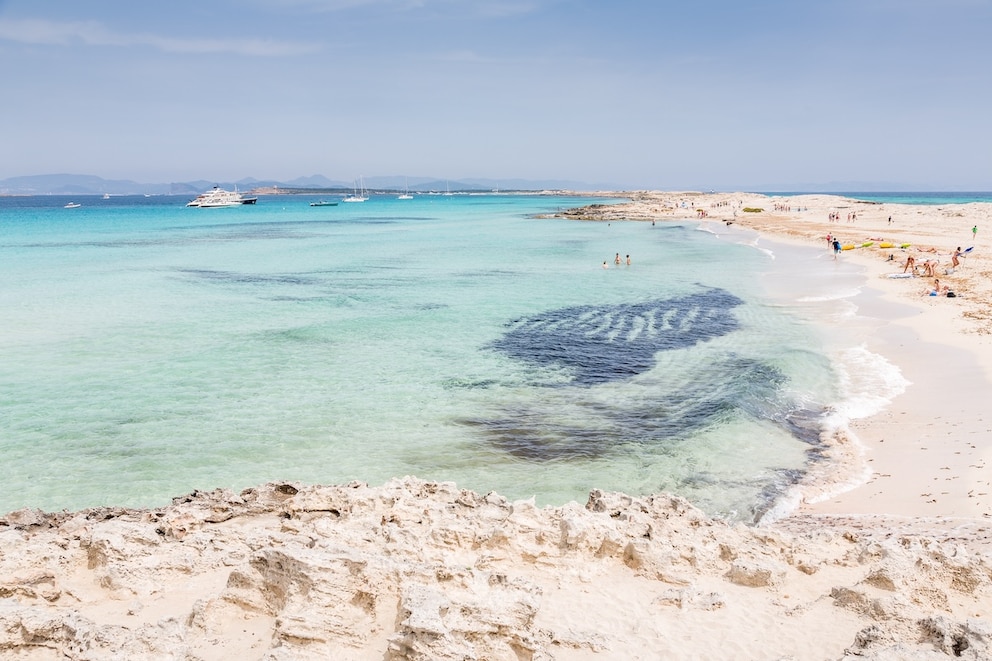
[828, 344, 911, 422]
[796, 288, 862, 303]
[759, 344, 910, 524]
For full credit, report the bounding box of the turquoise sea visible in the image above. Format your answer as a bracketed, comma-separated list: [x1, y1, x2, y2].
[0, 192, 905, 522]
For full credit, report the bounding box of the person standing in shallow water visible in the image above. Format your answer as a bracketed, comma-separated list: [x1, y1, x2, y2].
[614, 253, 621, 265]
[626, 255, 631, 266]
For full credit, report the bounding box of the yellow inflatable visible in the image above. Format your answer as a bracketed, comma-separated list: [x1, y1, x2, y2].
[861, 241, 874, 248]
[842, 244, 855, 250]
[879, 242, 893, 249]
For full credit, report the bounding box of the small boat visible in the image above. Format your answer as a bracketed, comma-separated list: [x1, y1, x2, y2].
[310, 200, 339, 207]
[397, 193, 414, 200]
[64, 202, 81, 208]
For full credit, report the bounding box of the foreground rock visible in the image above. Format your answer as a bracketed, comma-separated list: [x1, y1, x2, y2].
[1, 477, 991, 660]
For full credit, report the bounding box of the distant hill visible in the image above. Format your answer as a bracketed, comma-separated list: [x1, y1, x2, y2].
[0, 174, 218, 196]
[0, 174, 611, 196]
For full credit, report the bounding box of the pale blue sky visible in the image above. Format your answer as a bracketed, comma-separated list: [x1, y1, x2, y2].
[2, 0, 990, 189]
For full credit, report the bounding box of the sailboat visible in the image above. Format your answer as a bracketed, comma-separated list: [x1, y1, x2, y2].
[398, 178, 413, 200]
[342, 177, 368, 203]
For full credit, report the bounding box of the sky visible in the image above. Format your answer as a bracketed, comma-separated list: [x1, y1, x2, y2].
[2, 0, 991, 190]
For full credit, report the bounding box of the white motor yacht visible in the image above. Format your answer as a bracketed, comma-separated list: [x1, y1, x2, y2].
[187, 186, 257, 207]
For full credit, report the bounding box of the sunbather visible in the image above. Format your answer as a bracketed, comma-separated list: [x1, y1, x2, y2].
[923, 278, 948, 296]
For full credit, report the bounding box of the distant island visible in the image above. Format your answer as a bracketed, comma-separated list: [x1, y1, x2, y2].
[0, 174, 609, 197]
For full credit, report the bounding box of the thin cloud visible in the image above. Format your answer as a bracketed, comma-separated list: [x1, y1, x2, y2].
[0, 18, 319, 56]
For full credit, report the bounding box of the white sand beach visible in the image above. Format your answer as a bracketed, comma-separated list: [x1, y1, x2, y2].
[2, 192, 992, 660]
[603, 192, 992, 522]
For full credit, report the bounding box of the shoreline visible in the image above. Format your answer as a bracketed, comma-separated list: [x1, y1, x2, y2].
[3, 191, 992, 659]
[562, 191, 992, 524]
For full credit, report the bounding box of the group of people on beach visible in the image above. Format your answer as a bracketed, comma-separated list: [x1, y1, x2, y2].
[602, 253, 631, 268]
[894, 249, 963, 297]
[830, 230, 966, 296]
[901, 246, 966, 278]
[827, 211, 858, 222]
[902, 255, 943, 277]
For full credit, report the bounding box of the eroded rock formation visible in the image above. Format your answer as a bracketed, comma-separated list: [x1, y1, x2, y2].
[1, 478, 990, 660]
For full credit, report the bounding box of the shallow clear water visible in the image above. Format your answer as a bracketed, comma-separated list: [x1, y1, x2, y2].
[0, 193, 887, 520]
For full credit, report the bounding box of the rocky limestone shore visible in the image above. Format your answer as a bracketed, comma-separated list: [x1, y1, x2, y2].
[2, 477, 991, 660]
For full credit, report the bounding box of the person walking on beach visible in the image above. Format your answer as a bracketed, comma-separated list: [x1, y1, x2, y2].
[973, 225, 978, 240]
[832, 239, 842, 260]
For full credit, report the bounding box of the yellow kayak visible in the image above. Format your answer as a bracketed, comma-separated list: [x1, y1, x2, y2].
[879, 242, 893, 248]
[842, 244, 855, 251]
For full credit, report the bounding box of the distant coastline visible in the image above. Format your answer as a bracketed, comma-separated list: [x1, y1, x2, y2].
[7, 172, 991, 198]
[0, 173, 608, 197]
